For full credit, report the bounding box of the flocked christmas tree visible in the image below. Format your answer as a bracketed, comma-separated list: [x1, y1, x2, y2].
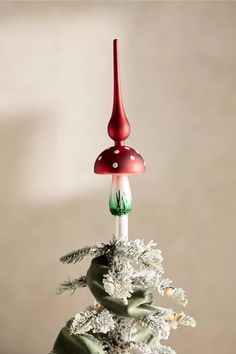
[52, 39, 196, 354]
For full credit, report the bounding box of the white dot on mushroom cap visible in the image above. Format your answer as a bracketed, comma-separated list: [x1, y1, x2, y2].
[144, 161, 146, 167]
[98, 155, 102, 161]
[130, 155, 135, 160]
[114, 150, 120, 154]
[125, 147, 130, 150]
[112, 162, 118, 168]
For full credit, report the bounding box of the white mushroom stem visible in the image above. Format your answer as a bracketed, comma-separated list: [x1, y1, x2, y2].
[115, 214, 128, 241]
[109, 175, 132, 241]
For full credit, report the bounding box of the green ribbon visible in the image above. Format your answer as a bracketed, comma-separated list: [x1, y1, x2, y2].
[86, 255, 158, 318]
[52, 255, 158, 354]
[52, 326, 104, 354]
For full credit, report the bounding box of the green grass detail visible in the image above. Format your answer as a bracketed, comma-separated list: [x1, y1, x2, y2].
[109, 190, 133, 216]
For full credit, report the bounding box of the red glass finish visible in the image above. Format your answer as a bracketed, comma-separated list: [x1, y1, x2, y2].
[107, 39, 131, 144]
[94, 39, 146, 175]
[94, 146, 146, 175]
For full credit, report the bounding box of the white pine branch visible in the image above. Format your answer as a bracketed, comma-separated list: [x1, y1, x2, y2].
[56, 276, 87, 295]
[60, 243, 110, 264]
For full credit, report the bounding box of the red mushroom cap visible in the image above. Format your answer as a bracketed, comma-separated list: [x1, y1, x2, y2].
[94, 146, 146, 175]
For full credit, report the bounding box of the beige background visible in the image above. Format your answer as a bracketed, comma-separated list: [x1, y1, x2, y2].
[0, 1, 235, 353]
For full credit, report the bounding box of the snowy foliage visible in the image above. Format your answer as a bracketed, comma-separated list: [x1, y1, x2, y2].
[70, 305, 116, 335]
[129, 342, 176, 354]
[103, 257, 134, 304]
[58, 237, 196, 354]
[60, 243, 110, 264]
[141, 310, 174, 340]
[103, 238, 188, 307]
[56, 276, 87, 295]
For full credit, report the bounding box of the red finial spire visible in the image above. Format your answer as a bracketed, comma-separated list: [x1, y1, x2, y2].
[94, 39, 146, 175]
[107, 39, 131, 146]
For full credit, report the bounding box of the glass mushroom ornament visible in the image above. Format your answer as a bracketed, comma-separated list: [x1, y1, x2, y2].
[94, 39, 146, 241]
[52, 39, 196, 354]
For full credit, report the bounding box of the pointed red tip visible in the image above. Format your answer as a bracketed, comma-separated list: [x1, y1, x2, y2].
[107, 39, 130, 145]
